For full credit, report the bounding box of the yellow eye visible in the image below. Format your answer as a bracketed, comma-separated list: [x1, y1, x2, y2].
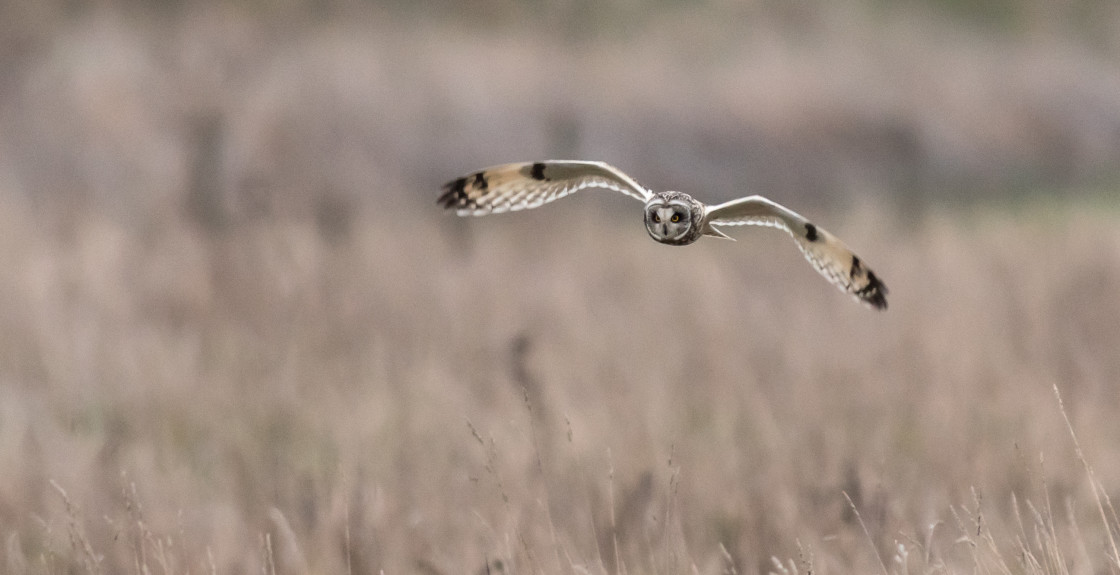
[653, 214, 661, 223]
[671, 214, 681, 223]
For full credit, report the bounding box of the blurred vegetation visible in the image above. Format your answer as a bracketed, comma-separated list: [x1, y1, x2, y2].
[1, 0, 1120, 573]
[1, 0, 1118, 230]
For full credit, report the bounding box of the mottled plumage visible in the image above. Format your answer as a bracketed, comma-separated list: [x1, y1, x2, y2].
[439, 160, 887, 309]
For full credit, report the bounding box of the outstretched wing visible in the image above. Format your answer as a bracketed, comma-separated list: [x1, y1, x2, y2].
[704, 195, 888, 310]
[438, 161, 652, 216]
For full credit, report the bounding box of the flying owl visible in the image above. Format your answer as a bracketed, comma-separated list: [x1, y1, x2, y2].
[439, 161, 887, 309]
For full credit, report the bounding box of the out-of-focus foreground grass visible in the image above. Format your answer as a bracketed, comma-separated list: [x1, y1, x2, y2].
[1, 2, 1120, 574]
[4, 189, 1120, 574]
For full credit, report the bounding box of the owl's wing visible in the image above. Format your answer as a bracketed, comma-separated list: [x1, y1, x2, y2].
[438, 161, 652, 216]
[704, 195, 888, 310]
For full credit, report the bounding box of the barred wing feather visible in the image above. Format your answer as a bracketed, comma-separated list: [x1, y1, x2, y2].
[704, 196, 888, 309]
[438, 161, 651, 216]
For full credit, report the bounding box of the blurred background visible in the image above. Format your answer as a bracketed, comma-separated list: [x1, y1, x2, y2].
[1, 1, 1120, 573]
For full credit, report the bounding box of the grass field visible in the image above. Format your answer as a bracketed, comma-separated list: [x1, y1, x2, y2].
[2, 194, 1120, 574]
[2, 2, 1120, 573]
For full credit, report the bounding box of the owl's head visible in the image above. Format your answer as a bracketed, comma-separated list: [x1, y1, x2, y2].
[644, 192, 701, 245]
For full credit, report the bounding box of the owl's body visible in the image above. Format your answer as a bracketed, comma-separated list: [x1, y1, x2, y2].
[439, 160, 888, 309]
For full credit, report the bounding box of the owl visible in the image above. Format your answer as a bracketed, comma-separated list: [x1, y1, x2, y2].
[439, 161, 887, 309]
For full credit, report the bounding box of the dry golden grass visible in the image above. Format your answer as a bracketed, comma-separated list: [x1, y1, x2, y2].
[2, 3, 1120, 573]
[1, 193, 1119, 574]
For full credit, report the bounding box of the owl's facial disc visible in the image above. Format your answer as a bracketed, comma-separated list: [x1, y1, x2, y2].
[645, 201, 692, 240]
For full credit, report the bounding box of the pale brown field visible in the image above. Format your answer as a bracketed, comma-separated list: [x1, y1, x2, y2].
[3, 195, 1120, 574]
[2, 2, 1120, 574]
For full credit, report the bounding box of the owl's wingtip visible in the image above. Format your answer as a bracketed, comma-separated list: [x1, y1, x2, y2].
[438, 176, 472, 212]
[858, 271, 888, 310]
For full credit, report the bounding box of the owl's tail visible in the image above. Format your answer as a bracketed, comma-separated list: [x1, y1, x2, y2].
[702, 224, 736, 241]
